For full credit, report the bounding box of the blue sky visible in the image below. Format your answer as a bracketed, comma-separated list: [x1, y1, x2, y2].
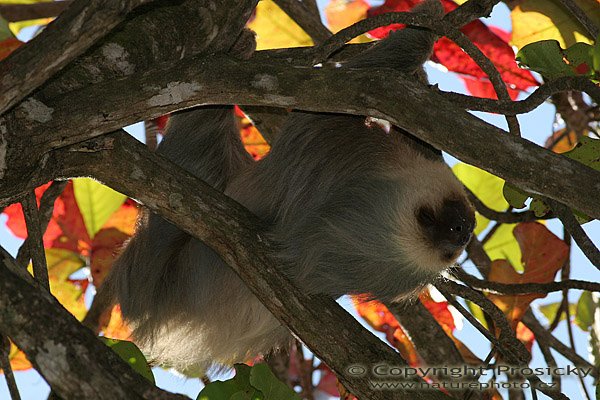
[1, 2, 598, 399]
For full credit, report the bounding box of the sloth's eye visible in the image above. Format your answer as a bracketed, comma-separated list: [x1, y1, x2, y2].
[416, 207, 436, 227]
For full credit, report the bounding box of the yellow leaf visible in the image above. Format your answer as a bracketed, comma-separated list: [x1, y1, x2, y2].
[45, 247, 86, 281]
[483, 223, 523, 271]
[247, 0, 313, 50]
[511, 0, 600, 50]
[452, 163, 508, 235]
[0, 0, 53, 34]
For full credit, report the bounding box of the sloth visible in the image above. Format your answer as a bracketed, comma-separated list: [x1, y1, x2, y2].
[103, 0, 475, 371]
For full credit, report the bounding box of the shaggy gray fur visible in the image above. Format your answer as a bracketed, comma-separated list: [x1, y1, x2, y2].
[105, 0, 469, 371]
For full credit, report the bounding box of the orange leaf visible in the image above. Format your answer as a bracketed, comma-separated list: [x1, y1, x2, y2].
[488, 222, 568, 327]
[102, 305, 132, 340]
[325, 0, 370, 33]
[516, 322, 535, 352]
[90, 199, 138, 285]
[545, 128, 579, 153]
[90, 228, 131, 286]
[8, 343, 32, 372]
[353, 296, 420, 365]
[238, 113, 270, 160]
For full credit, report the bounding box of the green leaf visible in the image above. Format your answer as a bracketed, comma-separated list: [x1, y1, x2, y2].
[483, 224, 523, 271]
[562, 136, 600, 171]
[530, 198, 551, 218]
[564, 42, 594, 76]
[593, 34, 600, 72]
[101, 338, 154, 383]
[198, 381, 243, 400]
[502, 183, 530, 210]
[0, 17, 12, 41]
[452, 163, 508, 235]
[576, 291, 595, 331]
[249, 364, 300, 400]
[73, 178, 126, 238]
[197, 364, 265, 400]
[538, 301, 576, 324]
[516, 40, 575, 79]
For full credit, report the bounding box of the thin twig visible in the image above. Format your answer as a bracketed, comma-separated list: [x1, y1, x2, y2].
[439, 76, 600, 115]
[16, 181, 67, 268]
[445, 30, 521, 136]
[451, 269, 600, 294]
[21, 192, 49, 291]
[436, 286, 501, 348]
[465, 187, 552, 223]
[312, 12, 435, 64]
[561, 231, 593, 400]
[436, 281, 530, 364]
[533, 325, 561, 392]
[0, 334, 21, 400]
[273, 0, 331, 44]
[522, 310, 598, 379]
[439, 286, 564, 399]
[547, 199, 600, 270]
[558, 0, 599, 38]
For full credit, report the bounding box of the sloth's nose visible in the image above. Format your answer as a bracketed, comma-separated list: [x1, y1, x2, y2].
[449, 220, 473, 247]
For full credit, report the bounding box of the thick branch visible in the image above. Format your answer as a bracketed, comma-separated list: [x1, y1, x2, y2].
[0, 246, 188, 400]
[38, 0, 258, 100]
[0, 2, 72, 22]
[3, 53, 599, 219]
[0, 0, 158, 114]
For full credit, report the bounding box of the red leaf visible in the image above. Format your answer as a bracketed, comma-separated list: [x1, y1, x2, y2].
[420, 292, 455, 332]
[153, 115, 170, 132]
[462, 76, 521, 100]
[316, 364, 340, 396]
[90, 228, 130, 286]
[2, 181, 91, 253]
[0, 38, 23, 61]
[367, 0, 539, 98]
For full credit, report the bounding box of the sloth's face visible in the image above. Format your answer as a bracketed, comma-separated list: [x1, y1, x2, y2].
[416, 198, 476, 264]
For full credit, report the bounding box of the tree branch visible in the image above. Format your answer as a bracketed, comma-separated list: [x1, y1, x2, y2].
[522, 310, 598, 379]
[452, 269, 600, 294]
[0, 246, 188, 400]
[21, 191, 50, 290]
[0, 334, 21, 400]
[438, 76, 600, 115]
[546, 199, 600, 270]
[0, 1, 72, 22]
[16, 181, 67, 267]
[558, 0, 599, 38]
[3, 53, 599, 219]
[0, 0, 159, 114]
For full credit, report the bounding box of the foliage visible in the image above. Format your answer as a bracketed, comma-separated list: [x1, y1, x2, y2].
[0, 0, 598, 399]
